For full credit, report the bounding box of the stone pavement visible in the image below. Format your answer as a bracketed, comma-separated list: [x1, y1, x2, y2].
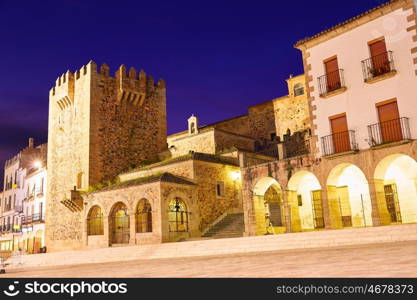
[6, 224, 417, 269]
[2, 241, 417, 278]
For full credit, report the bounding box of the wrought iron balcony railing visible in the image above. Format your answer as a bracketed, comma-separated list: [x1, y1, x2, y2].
[321, 130, 358, 156]
[22, 213, 44, 225]
[368, 117, 410, 146]
[361, 51, 395, 82]
[0, 224, 11, 232]
[318, 69, 346, 96]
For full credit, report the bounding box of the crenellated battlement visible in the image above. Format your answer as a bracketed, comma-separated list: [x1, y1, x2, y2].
[49, 61, 166, 108]
[115, 64, 147, 106]
[50, 70, 75, 110]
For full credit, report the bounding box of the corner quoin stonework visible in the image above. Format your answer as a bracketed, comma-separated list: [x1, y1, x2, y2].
[45, 61, 167, 252]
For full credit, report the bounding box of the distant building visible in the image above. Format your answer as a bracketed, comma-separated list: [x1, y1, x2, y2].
[0, 139, 47, 251]
[20, 161, 47, 253]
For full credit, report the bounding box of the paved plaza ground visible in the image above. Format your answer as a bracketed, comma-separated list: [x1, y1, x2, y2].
[2, 240, 417, 278]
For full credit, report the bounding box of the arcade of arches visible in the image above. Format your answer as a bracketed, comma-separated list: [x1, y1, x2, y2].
[248, 154, 417, 235]
[86, 196, 192, 246]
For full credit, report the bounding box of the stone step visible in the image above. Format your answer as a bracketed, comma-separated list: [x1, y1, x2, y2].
[7, 224, 417, 269]
[202, 213, 244, 239]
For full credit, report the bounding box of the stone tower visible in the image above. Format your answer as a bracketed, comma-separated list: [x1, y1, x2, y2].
[45, 61, 167, 251]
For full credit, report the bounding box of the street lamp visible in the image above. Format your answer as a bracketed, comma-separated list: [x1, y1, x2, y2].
[33, 161, 42, 169]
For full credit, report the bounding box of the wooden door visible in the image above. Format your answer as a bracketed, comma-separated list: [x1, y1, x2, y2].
[330, 114, 350, 153]
[377, 101, 402, 143]
[111, 210, 130, 244]
[384, 184, 402, 223]
[337, 186, 352, 227]
[268, 202, 283, 227]
[311, 190, 325, 229]
[369, 39, 389, 75]
[325, 57, 341, 92]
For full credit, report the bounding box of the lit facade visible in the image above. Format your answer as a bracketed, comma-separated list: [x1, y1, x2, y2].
[241, 0, 417, 237]
[0, 139, 47, 251]
[19, 166, 47, 254]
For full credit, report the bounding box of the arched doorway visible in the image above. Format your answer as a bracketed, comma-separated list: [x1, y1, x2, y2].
[87, 205, 104, 236]
[136, 199, 152, 233]
[327, 163, 373, 228]
[109, 202, 130, 245]
[168, 197, 189, 232]
[288, 171, 324, 230]
[374, 154, 417, 224]
[253, 177, 286, 235]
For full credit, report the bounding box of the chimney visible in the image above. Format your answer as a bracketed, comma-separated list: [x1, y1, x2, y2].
[28, 138, 34, 148]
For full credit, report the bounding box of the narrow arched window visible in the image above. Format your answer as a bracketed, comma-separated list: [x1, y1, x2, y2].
[87, 206, 104, 235]
[135, 199, 152, 233]
[76, 172, 85, 190]
[168, 197, 189, 232]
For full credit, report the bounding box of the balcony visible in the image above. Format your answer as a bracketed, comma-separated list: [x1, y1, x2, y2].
[0, 224, 11, 233]
[321, 130, 358, 156]
[318, 69, 346, 98]
[361, 51, 396, 83]
[368, 117, 411, 147]
[36, 187, 44, 198]
[22, 213, 44, 225]
[26, 190, 35, 201]
[14, 205, 23, 213]
[3, 204, 12, 212]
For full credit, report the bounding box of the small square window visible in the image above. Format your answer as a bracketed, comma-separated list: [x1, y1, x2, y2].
[216, 182, 225, 197]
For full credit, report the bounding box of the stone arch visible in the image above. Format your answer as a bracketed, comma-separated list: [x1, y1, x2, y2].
[168, 197, 190, 232]
[374, 154, 417, 224]
[252, 177, 287, 235]
[287, 171, 324, 230]
[108, 202, 129, 245]
[87, 205, 104, 236]
[135, 198, 152, 233]
[326, 163, 373, 228]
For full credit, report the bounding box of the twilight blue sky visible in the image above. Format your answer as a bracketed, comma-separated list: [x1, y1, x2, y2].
[0, 0, 388, 187]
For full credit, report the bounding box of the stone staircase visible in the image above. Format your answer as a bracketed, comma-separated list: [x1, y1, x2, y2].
[202, 213, 244, 239]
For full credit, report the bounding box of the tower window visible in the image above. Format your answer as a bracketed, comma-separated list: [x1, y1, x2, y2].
[294, 83, 304, 96]
[216, 182, 225, 197]
[76, 172, 85, 190]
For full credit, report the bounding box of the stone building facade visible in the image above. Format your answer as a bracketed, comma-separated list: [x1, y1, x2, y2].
[0, 139, 47, 251]
[167, 74, 310, 159]
[46, 62, 167, 251]
[38, 0, 417, 253]
[82, 153, 242, 248]
[242, 0, 417, 237]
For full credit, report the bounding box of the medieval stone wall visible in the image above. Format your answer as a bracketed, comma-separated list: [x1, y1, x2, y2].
[46, 61, 167, 252]
[167, 130, 216, 158]
[214, 129, 255, 152]
[247, 101, 276, 141]
[83, 181, 162, 247]
[212, 115, 251, 136]
[273, 75, 310, 139]
[193, 160, 241, 231]
[90, 64, 167, 184]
